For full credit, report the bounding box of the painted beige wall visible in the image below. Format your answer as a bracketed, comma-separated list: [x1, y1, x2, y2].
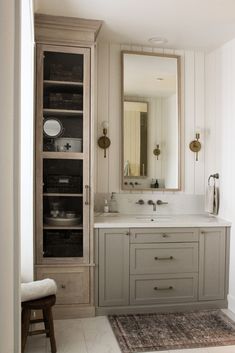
[0, 0, 20, 352]
[20, 0, 34, 283]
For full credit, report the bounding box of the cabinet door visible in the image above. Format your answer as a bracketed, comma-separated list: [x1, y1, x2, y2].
[35, 44, 91, 264]
[98, 229, 129, 307]
[36, 266, 89, 305]
[199, 228, 226, 301]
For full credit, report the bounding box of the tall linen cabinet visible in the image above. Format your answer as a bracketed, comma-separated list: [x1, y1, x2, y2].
[34, 14, 102, 318]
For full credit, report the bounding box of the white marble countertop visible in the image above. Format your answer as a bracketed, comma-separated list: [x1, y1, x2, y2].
[94, 213, 231, 228]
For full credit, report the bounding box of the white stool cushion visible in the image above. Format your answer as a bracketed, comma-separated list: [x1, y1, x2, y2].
[21, 279, 57, 302]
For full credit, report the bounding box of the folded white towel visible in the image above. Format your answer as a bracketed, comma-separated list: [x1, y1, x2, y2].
[205, 185, 219, 215]
[21, 279, 57, 302]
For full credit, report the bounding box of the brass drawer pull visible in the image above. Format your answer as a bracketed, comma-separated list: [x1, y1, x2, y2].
[61, 284, 66, 289]
[85, 185, 89, 205]
[154, 256, 174, 260]
[154, 286, 173, 291]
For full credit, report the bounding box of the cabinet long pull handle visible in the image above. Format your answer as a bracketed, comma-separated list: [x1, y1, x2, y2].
[154, 286, 173, 291]
[85, 185, 89, 205]
[154, 256, 174, 260]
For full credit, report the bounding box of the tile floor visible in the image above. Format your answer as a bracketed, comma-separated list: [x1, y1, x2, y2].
[25, 313, 235, 353]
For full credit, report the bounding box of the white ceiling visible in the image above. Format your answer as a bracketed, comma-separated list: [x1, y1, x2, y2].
[34, 0, 235, 50]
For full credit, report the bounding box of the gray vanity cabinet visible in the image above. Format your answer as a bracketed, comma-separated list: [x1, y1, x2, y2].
[199, 227, 227, 301]
[96, 226, 230, 314]
[98, 229, 130, 307]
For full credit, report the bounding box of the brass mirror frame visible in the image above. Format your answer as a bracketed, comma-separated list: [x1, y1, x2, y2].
[121, 50, 182, 191]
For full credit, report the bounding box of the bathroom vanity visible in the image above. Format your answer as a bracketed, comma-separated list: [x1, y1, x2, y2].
[94, 214, 231, 315]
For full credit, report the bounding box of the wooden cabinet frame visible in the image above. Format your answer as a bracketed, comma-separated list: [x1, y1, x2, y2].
[34, 14, 102, 318]
[35, 44, 91, 265]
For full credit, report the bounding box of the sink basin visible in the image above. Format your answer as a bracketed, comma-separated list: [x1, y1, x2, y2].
[135, 216, 171, 222]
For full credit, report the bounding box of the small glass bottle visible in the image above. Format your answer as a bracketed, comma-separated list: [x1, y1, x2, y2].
[110, 192, 118, 213]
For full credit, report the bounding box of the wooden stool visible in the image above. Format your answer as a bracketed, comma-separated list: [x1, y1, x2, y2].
[21, 294, 57, 353]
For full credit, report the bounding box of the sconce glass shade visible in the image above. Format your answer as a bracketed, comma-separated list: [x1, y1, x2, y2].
[102, 121, 109, 129]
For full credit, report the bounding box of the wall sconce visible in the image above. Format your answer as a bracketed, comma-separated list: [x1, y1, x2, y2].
[97, 121, 111, 158]
[189, 133, 201, 161]
[153, 144, 161, 160]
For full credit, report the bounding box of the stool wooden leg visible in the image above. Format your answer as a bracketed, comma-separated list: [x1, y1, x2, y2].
[21, 308, 31, 353]
[43, 309, 50, 337]
[44, 307, 57, 353]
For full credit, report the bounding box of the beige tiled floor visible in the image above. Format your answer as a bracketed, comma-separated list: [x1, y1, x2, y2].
[25, 315, 235, 353]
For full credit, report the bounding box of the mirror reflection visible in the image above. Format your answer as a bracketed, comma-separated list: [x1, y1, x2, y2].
[43, 118, 63, 138]
[122, 52, 181, 190]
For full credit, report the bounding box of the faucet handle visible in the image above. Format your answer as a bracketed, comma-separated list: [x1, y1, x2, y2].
[156, 200, 168, 205]
[136, 199, 145, 205]
[147, 200, 154, 205]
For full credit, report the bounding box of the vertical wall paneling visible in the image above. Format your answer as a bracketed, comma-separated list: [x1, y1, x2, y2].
[96, 44, 205, 195]
[194, 52, 205, 194]
[174, 49, 185, 191]
[205, 52, 216, 180]
[97, 43, 110, 192]
[184, 51, 195, 194]
[108, 44, 122, 192]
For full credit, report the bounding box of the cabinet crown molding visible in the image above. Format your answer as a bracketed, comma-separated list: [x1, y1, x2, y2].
[35, 13, 103, 45]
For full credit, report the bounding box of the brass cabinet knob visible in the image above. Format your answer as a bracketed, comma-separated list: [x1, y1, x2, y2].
[61, 284, 66, 289]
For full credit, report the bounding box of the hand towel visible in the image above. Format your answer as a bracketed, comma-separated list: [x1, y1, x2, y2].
[21, 278, 57, 302]
[205, 185, 219, 215]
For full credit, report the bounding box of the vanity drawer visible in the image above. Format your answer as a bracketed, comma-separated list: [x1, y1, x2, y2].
[130, 243, 198, 275]
[36, 266, 90, 305]
[130, 273, 198, 305]
[130, 228, 199, 243]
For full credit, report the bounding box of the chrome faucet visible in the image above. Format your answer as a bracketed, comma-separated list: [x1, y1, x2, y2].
[156, 200, 168, 205]
[136, 199, 145, 205]
[148, 200, 156, 211]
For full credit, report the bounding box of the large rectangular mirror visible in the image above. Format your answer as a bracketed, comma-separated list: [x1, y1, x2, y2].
[122, 51, 181, 191]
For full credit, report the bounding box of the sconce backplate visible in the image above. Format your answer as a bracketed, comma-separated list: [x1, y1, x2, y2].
[189, 140, 201, 153]
[153, 147, 161, 157]
[98, 136, 111, 149]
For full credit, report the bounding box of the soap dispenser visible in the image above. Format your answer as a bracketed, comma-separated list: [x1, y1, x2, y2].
[155, 179, 159, 188]
[104, 199, 109, 213]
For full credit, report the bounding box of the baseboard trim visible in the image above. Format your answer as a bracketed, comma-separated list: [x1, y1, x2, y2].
[53, 305, 95, 319]
[96, 300, 228, 316]
[228, 294, 235, 314]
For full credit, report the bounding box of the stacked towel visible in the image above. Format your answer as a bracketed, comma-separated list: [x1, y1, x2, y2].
[21, 278, 57, 302]
[205, 185, 219, 215]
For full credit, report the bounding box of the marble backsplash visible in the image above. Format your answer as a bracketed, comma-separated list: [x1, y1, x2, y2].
[94, 192, 205, 215]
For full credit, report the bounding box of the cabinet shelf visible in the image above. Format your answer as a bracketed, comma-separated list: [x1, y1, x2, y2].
[44, 80, 83, 87]
[43, 152, 84, 160]
[43, 193, 83, 197]
[43, 108, 83, 116]
[43, 225, 83, 230]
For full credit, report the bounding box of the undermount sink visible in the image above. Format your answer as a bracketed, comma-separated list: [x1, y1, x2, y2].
[135, 216, 172, 222]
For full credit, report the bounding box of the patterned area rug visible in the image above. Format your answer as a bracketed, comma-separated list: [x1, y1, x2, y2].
[108, 310, 235, 352]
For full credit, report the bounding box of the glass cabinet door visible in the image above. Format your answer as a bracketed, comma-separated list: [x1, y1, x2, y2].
[36, 45, 90, 263]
